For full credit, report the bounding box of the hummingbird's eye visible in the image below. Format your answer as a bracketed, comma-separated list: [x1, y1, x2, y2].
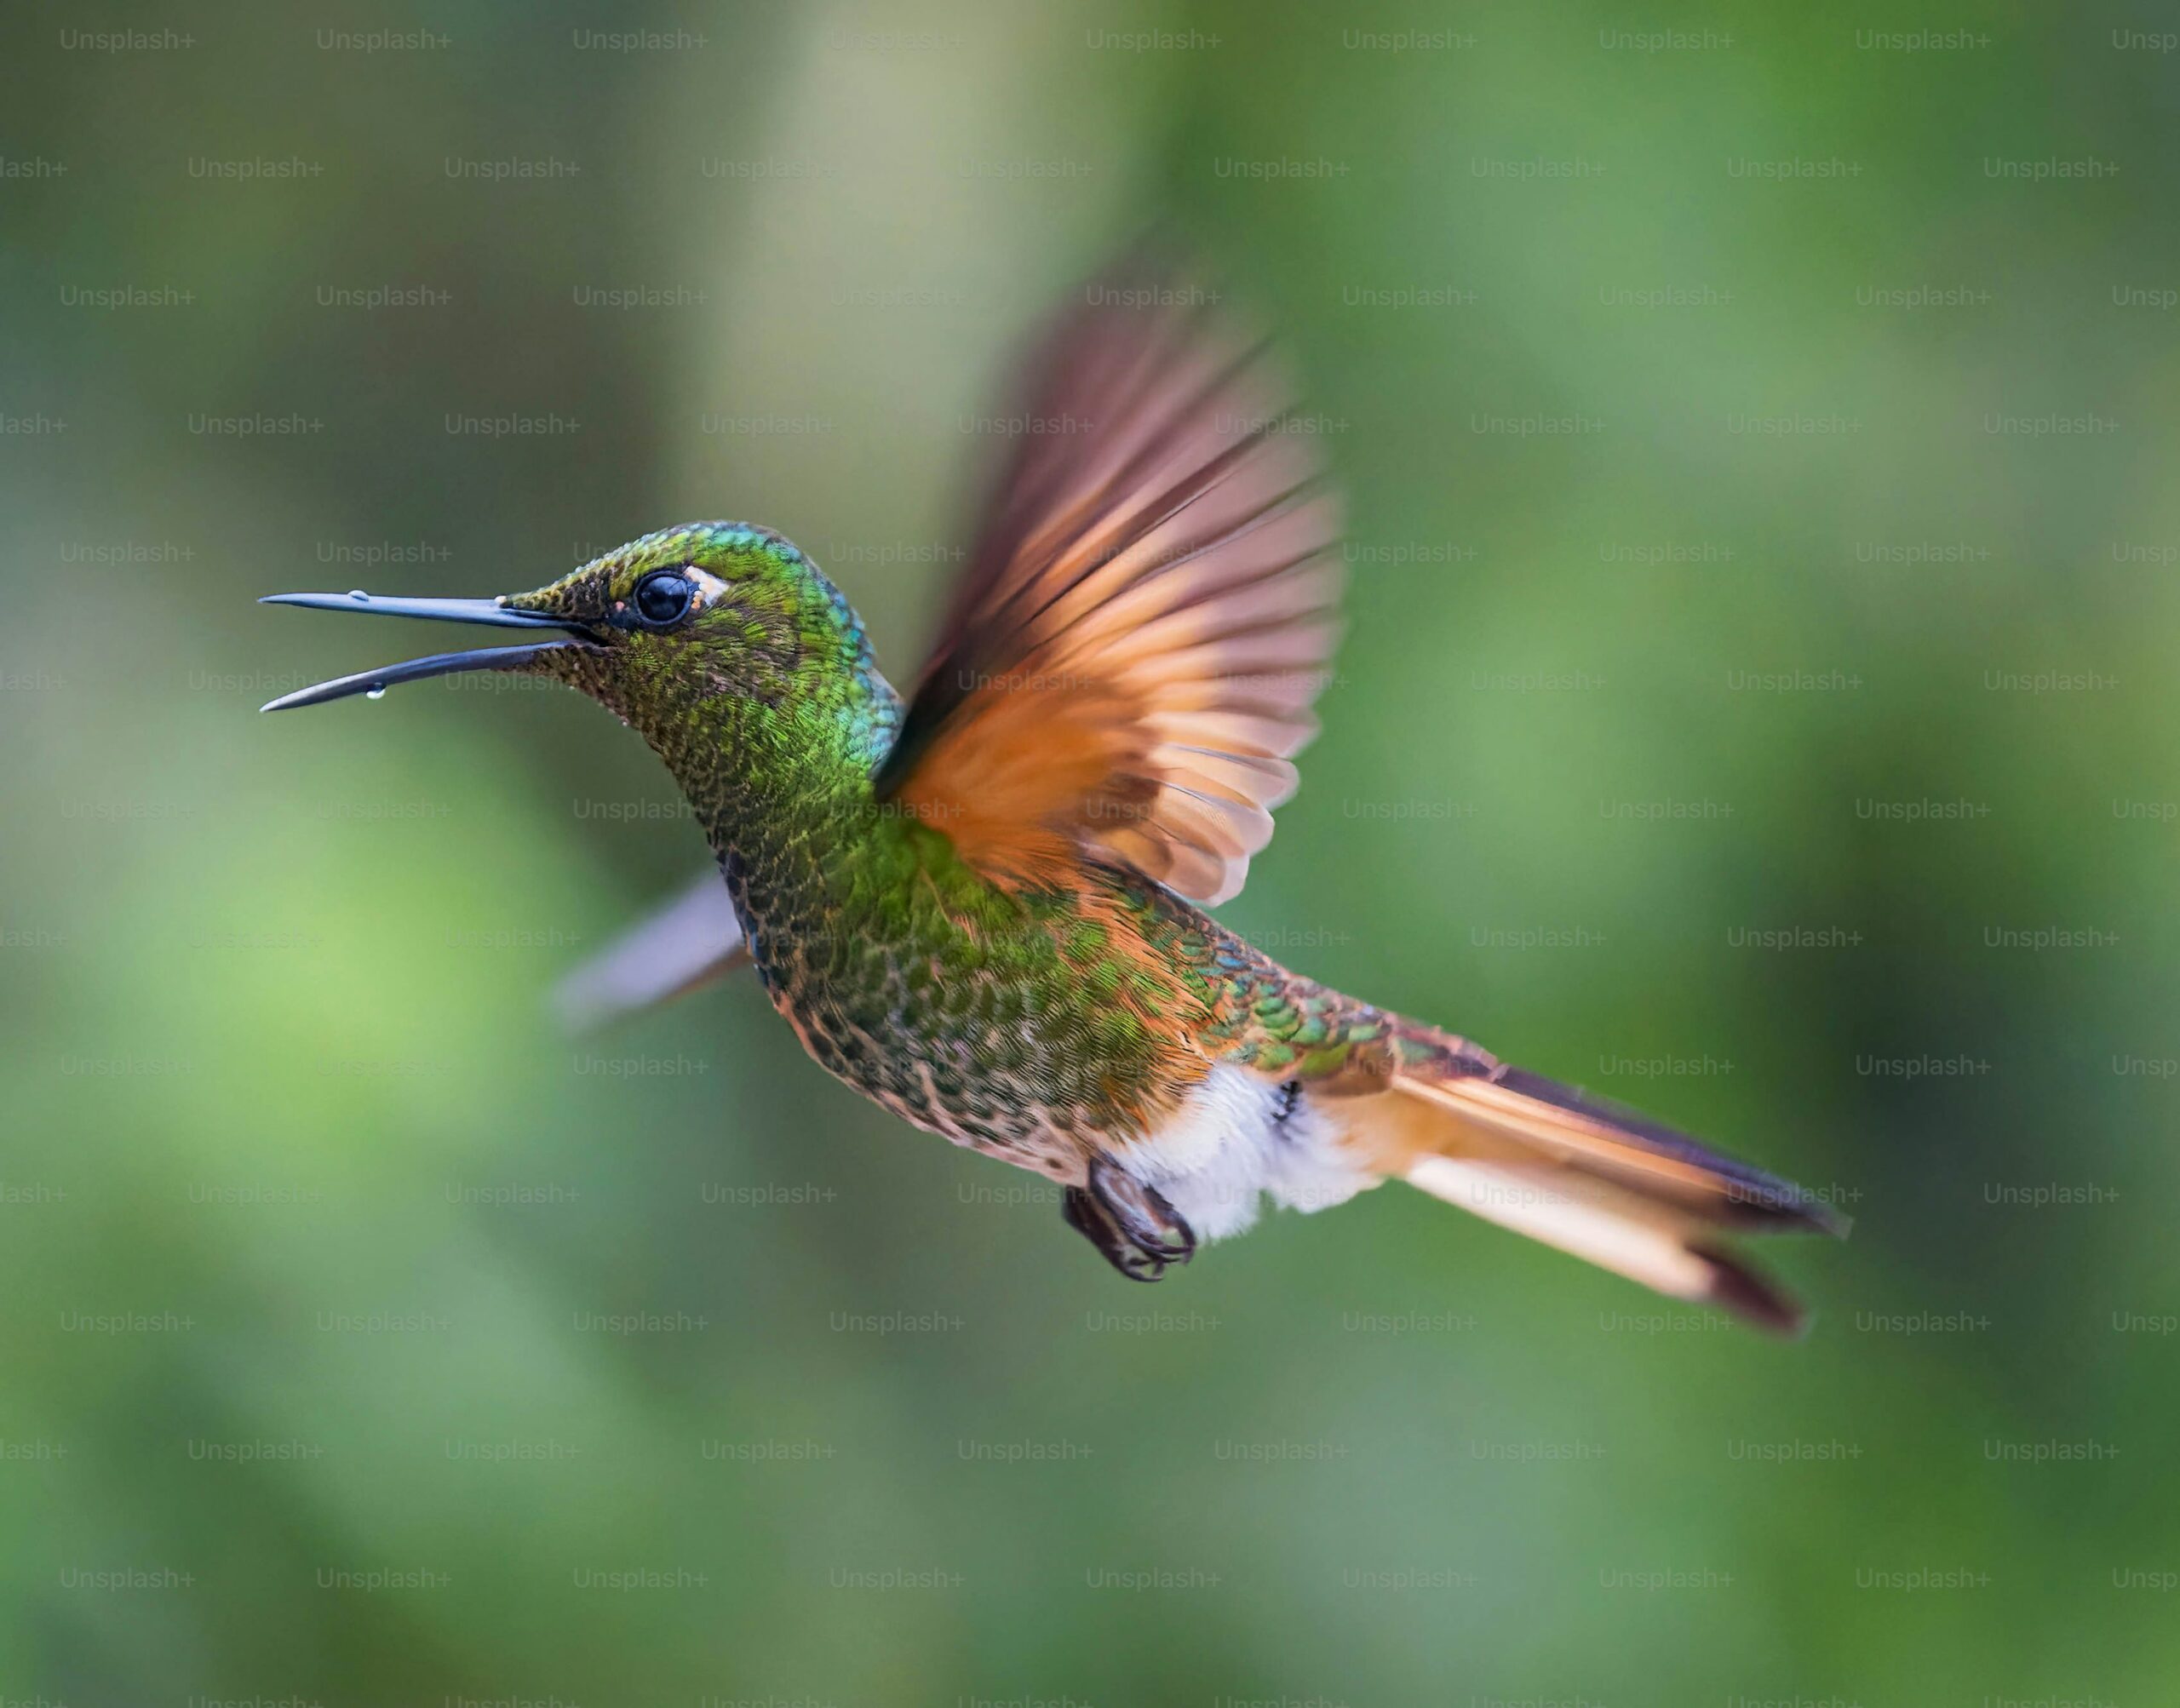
[632, 570, 697, 629]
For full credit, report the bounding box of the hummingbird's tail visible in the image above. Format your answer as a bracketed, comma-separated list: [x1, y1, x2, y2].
[1352, 1026, 1844, 1333]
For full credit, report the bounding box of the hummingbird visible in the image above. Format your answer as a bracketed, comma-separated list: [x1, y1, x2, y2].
[264, 267, 1842, 1330]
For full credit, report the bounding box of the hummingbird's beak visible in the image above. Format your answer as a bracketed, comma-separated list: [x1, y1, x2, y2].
[256, 590, 601, 712]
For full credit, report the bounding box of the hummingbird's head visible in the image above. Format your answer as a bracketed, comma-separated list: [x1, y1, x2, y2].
[262, 523, 897, 764]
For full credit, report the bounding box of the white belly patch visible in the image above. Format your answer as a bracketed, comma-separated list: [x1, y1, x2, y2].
[1114, 1065, 1379, 1241]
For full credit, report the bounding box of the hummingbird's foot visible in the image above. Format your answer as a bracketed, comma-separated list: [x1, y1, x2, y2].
[1064, 1157, 1196, 1282]
[1064, 1184, 1166, 1281]
[1079, 1155, 1196, 1274]
[1089, 1155, 1196, 1264]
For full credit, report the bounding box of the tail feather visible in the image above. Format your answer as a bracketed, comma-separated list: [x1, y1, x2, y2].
[1357, 1032, 1843, 1333]
[1403, 1155, 1809, 1333]
[1399, 1063, 1845, 1236]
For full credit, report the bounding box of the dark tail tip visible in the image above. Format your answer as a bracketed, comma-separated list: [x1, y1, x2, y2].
[1694, 1243, 1810, 1336]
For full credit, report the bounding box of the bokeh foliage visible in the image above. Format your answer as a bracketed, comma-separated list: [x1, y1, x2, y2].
[3, 0, 2176, 1699]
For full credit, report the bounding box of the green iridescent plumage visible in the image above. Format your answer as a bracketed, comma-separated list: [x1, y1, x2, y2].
[509, 524, 1399, 1170]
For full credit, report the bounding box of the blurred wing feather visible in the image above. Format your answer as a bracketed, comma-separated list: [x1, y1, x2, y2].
[552, 871, 748, 1034]
[874, 272, 1342, 905]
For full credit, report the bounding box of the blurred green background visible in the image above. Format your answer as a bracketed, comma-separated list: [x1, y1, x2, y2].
[4, 0, 2176, 1700]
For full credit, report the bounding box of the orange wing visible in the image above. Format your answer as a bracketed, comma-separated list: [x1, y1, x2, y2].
[874, 270, 1342, 905]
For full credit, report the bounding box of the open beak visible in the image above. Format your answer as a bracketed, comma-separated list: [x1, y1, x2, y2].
[257, 590, 601, 712]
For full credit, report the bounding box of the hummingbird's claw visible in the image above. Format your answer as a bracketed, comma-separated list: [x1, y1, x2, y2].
[1088, 1156, 1196, 1265]
[1064, 1156, 1197, 1281]
[1064, 1184, 1167, 1281]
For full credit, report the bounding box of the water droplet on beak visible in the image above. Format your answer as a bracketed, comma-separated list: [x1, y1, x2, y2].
[365, 685, 387, 701]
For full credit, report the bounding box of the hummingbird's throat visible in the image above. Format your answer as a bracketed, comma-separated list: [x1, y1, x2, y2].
[628, 690, 898, 943]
